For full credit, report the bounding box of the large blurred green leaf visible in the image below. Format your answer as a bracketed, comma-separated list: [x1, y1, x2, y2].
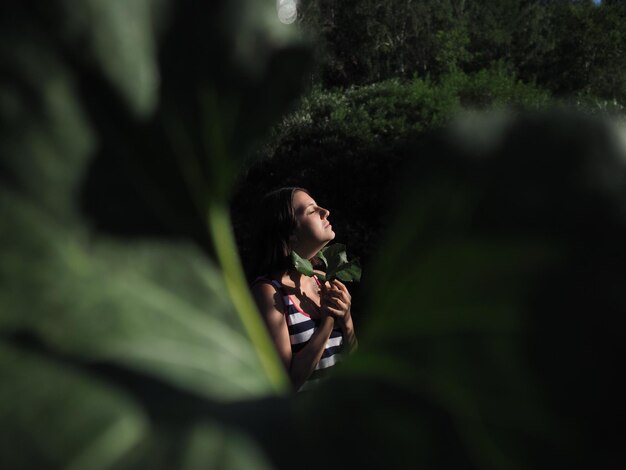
[113, 420, 275, 470]
[1, 0, 313, 466]
[0, 24, 95, 220]
[297, 112, 626, 469]
[0, 343, 147, 469]
[0, 187, 277, 400]
[154, 0, 312, 201]
[179, 422, 274, 470]
[0, 341, 279, 469]
[57, 0, 165, 118]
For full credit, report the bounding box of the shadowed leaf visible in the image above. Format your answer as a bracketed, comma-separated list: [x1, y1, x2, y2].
[0, 343, 147, 469]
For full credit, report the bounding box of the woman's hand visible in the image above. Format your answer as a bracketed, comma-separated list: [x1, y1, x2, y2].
[320, 279, 358, 353]
[320, 279, 352, 324]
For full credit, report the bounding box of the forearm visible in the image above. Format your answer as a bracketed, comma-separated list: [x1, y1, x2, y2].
[340, 312, 358, 353]
[289, 315, 335, 390]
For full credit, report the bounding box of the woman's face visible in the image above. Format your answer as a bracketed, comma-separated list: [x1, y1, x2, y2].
[291, 190, 335, 258]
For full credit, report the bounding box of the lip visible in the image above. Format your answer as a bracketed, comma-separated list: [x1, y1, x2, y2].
[324, 222, 332, 229]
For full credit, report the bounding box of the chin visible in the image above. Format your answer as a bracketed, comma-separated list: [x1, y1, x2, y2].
[320, 234, 335, 247]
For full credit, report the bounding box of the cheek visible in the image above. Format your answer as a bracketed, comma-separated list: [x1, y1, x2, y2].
[297, 219, 319, 238]
[293, 220, 310, 238]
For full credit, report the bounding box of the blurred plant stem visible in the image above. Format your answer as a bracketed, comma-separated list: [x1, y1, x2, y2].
[207, 202, 289, 393]
[165, 95, 288, 394]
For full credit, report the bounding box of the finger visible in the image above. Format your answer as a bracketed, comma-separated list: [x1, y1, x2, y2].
[325, 297, 346, 310]
[318, 282, 330, 296]
[323, 305, 344, 318]
[323, 289, 343, 299]
[321, 295, 334, 307]
[324, 284, 339, 295]
[322, 293, 348, 309]
[325, 289, 350, 303]
[327, 295, 349, 310]
[321, 294, 337, 306]
[330, 280, 350, 298]
[332, 279, 348, 291]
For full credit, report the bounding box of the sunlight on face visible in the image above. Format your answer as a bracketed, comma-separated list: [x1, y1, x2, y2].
[291, 191, 335, 258]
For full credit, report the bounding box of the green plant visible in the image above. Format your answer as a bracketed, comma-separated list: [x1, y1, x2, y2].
[290, 243, 362, 283]
[3, 1, 626, 469]
[0, 0, 309, 467]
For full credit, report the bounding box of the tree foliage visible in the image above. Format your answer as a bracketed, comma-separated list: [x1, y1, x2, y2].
[300, 0, 626, 101]
[2, 1, 626, 469]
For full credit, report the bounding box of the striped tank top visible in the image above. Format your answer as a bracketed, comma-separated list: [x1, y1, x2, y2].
[255, 276, 344, 392]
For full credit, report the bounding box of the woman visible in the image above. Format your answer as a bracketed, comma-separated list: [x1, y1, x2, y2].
[250, 187, 358, 392]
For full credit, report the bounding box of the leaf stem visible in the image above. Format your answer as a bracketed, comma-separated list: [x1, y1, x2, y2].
[207, 203, 289, 394]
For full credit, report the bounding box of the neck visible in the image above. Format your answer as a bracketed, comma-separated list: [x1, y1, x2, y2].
[293, 241, 328, 261]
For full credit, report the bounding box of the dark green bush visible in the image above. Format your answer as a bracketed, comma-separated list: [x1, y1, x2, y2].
[443, 63, 552, 109]
[257, 67, 550, 157]
[234, 69, 552, 290]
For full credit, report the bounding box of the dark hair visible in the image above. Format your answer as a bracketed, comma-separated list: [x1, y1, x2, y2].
[250, 187, 310, 279]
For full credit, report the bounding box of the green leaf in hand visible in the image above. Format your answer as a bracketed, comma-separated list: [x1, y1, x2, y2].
[320, 243, 348, 277]
[335, 258, 362, 283]
[320, 244, 362, 282]
[290, 250, 316, 278]
[316, 249, 329, 269]
[291, 244, 361, 283]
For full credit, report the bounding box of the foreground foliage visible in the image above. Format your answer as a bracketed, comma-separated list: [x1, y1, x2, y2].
[2, 1, 625, 469]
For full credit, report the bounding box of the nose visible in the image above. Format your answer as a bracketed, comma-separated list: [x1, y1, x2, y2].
[320, 207, 330, 219]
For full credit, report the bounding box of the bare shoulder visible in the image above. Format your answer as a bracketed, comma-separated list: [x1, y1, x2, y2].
[251, 281, 277, 304]
[251, 280, 285, 317]
[250, 279, 291, 369]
